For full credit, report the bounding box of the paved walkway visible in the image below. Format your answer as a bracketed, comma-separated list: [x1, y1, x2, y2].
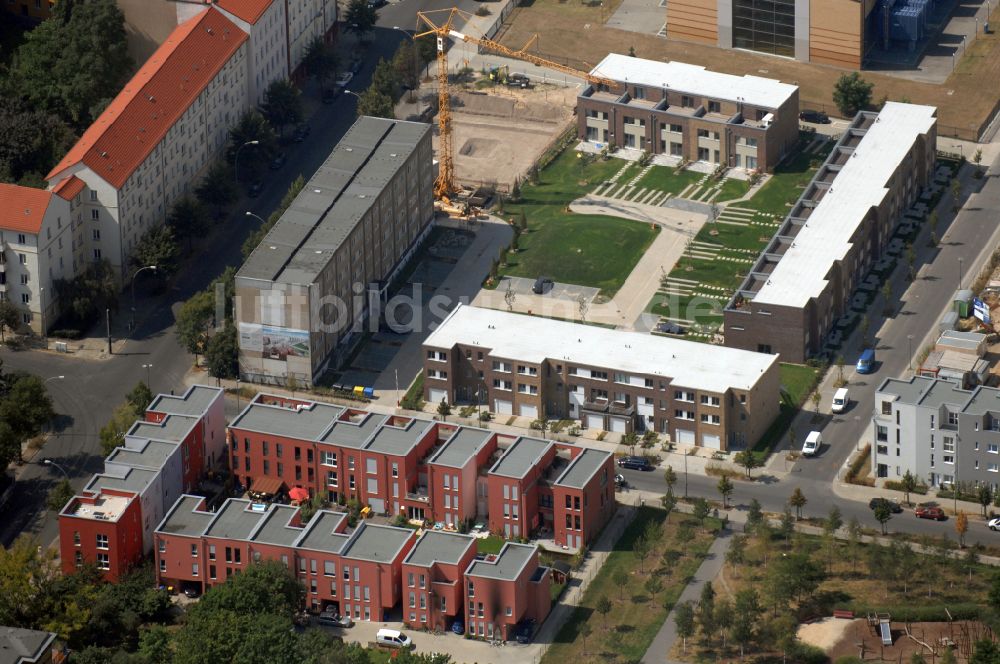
[641, 531, 732, 664]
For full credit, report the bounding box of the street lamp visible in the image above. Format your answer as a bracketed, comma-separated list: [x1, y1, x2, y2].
[245, 211, 267, 225]
[344, 89, 361, 101]
[959, 257, 964, 289]
[40, 458, 69, 480]
[234, 140, 260, 183]
[142, 363, 153, 389]
[907, 334, 914, 371]
[130, 265, 158, 331]
[38, 286, 46, 339]
[45, 375, 65, 384]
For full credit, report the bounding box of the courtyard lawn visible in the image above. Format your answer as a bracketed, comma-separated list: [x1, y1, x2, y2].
[744, 138, 834, 217]
[476, 535, 505, 555]
[716, 176, 751, 202]
[500, 148, 660, 297]
[634, 165, 703, 196]
[541, 507, 719, 664]
[750, 362, 820, 457]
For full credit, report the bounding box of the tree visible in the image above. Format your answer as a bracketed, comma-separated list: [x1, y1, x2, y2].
[0, 300, 23, 341]
[9, 0, 132, 130]
[978, 484, 993, 517]
[263, 80, 303, 137]
[175, 290, 215, 357]
[100, 402, 140, 456]
[732, 450, 760, 480]
[205, 322, 239, 380]
[674, 601, 695, 653]
[900, 470, 918, 506]
[847, 516, 863, 572]
[167, 197, 210, 251]
[717, 475, 734, 509]
[731, 588, 761, 658]
[435, 397, 452, 422]
[941, 646, 958, 664]
[195, 162, 237, 218]
[344, 0, 378, 42]
[578, 621, 592, 655]
[0, 375, 55, 460]
[612, 568, 629, 600]
[811, 390, 821, 416]
[663, 466, 678, 493]
[594, 594, 612, 629]
[355, 87, 394, 119]
[824, 506, 843, 535]
[660, 491, 677, 521]
[906, 242, 916, 280]
[692, 497, 710, 525]
[126, 382, 153, 412]
[138, 625, 172, 664]
[132, 225, 179, 276]
[371, 57, 401, 100]
[726, 535, 747, 572]
[504, 281, 516, 312]
[832, 72, 873, 117]
[303, 37, 338, 92]
[970, 640, 1000, 664]
[951, 178, 962, 210]
[860, 314, 871, 344]
[53, 259, 119, 327]
[226, 110, 278, 178]
[873, 501, 892, 535]
[622, 431, 639, 456]
[46, 478, 75, 513]
[788, 486, 807, 519]
[882, 280, 893, 316]
[779, 507, 795, 542]
[392, 40, 418, 101]
[633, 535, 651, 572]
[747, 498, 764, 531]
[955, 511, 969, 548]
[696, 582, 715, 644]
[0, 97, 75, 185]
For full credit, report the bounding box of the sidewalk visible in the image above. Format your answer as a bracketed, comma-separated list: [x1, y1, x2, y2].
[641, 531, 732, 664]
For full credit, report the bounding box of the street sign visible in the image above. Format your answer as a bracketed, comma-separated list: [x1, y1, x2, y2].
[973, 297, 991, 325]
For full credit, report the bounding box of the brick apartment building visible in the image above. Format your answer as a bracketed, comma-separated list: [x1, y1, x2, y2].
[577, 54, 799, 171]
[227, 393, 615, 549]
[422, 304, 781, 451]
[234, 117, 436, 387]
[873, 376, 1000, 489]
[58, 386, 224, 580]
[400, 530, 477, 631]
[724, 102, 937, 363]
[465, 542, 552, 641]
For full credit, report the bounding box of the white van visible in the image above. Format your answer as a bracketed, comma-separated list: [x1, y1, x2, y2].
[802, 431, 822, 456]
[376, 628, 413, 649]
[832, 388, 849, 413]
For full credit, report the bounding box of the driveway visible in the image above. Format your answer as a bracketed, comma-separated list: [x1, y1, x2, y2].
[499, 276, 600, 303]
[331, 622, 542, 664]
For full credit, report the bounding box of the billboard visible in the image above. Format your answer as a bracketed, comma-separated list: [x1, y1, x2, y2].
[239, 323, 311, 359]
[973, 298, 992, 325]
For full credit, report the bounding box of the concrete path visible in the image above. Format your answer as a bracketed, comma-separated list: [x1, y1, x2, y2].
[641, 531, 733, 664]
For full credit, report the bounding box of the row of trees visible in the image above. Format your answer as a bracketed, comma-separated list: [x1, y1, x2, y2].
[0, 0, 131, 186]
[356, 37, 434, 118]
[0, 361, 55, 467]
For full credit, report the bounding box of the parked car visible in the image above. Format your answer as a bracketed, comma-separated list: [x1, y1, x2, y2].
[617, 456, 652, 471]
[182, 585, 201, 599]
[656, 321, 685, 335]
[375, 628, 413, 649]
[247, 180, 263, 198]
[293, 123, 310, 143]
[831, 387, 849, 414]
[856, 348, 876, 374]
[532, 276, 553, 294]
[335, 72, 354, 89]
[507, 73, 531, 89]
[915, 505, 947, 521]
[317, 610, 354, 628]
[868, 497, 903, 514]
[515, 618, 536, 644]
[269, 152, 287, 170]
[614, 473, 627, 489]
[989, 517, 1000, 531]
[451, 619, 465, 635]
[367, 0, 387, 8]
[799, 109, 831, 124]
[801, 431, 822, 456]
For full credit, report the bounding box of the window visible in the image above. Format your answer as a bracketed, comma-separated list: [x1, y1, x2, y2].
[191, 544, 198, 557]
[943, 437, 955, 453]
[75, 532, 82, 546]
[468, 581, 475, 597]
[192, 563, 199, 577]
[159, 559, 166, 573]
[700, 395, 720, 406]
[210, 565, 217, 580]
[876, 425, 888, 442]
[20, 293, 29, 305]
[97, 553, 110, 570]
[732, 0, 796, 57]
[96, 534, 109, 549]
[989, 444, 999, 454]
[91, 209, 99, 220]
[505, 606, 513, 616]
[92, 229, 100, 241]
[708, 101, 721, 113]
[325, 561, 336, 576]
[881, 401, 893, 415]
[990, 464, 999, 473]
[321, 451, 337, 466]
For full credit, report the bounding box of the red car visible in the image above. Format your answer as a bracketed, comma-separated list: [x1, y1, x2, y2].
[915, 505, 947, 521]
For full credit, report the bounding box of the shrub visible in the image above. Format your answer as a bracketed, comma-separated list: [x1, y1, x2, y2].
[844, 444, 870, 484]
[885, 479, 928, 495]
[49, 329, 82, 339]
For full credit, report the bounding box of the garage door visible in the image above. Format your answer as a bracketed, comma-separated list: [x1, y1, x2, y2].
[585, 414, 604, 430]
[610, 417, 627, 433]
[428, 389, 447, 404]
[701, 433, 721, 450]
[519, 404, 538, 418]
[494, 399, 513, 415]
[676, 429, 695, 445]
[368, 498, 385, 514]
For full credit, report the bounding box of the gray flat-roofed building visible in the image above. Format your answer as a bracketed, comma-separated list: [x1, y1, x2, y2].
[250, 505, 304, 546]
[106, 440, 178, 469]
[364, 418, 434, 456]
[489, 437, 553, 479]
[467, 542, 536, 580]
[128, 414, 198, 442]
[148, 385, 222, 418]
[296, 511, 350, 553]
[341, 523, 413, 562]
[0, 626, 56, 664]
[235, 116, 435, 387]
[321, 412, 387, 448]
[404, 531, 475, 567]
[204, 500, 267, 540]
[429, 427, 494, 468]
[231, 401, 345, 440]
[156, 495, 213, 536]
[554, 449, 612, 489]
[85, 467, 159, 495]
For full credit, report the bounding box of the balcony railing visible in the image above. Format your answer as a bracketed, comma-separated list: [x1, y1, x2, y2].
[406, 488, 430, 503]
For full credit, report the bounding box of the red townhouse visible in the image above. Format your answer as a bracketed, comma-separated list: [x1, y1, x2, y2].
[551, 448, 615, 550]
[486, 437, 556, 540]
[58, 387, 224, 579]
[58, 488, 143, 581]
[465, 542, 551, 641]
[401, 530, 477, 631]
[154, 495, 415, 620]
[426, 427, 498, 529]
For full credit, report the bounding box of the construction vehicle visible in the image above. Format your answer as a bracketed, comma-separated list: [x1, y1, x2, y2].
[415, 7, 618, 201]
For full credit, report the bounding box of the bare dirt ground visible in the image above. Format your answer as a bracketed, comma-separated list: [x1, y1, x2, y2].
[431, 83, 577, 190]
[827, 620, 994, 662]
[496, 0, 1000, 138]
[798, 617, 857, 652]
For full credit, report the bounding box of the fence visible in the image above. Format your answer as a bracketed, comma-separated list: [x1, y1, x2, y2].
[479, 0, 518, 43]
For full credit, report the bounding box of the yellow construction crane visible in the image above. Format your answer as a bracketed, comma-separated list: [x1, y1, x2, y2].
[416, 7, 617, 200]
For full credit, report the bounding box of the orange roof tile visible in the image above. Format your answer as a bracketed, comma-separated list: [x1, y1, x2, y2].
[214, 0, 275, 24]
[45, 8, 248, 189]
[52, 175, 86, 201]
[0, 184, 53, 235]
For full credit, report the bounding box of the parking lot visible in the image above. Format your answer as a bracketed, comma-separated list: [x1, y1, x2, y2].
[500, 276, 600, 303]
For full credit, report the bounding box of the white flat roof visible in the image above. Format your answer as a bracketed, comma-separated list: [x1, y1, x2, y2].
[425, 305, 778, 393]
[591, 53, 798, 109]
[752, 102, 936, 308]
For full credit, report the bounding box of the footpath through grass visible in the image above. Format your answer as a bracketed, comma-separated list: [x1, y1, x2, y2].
[541, 506, 720, 664]
[499, 148, 660, 297]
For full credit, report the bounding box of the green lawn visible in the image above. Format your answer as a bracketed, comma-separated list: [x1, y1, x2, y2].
[716, 177, 751, 202]
[743, 139, 833, 217]
[500, 149, 660, 297]
[476, 535, 505, 555]
[750, 362, 821, 458]
[541, 507, 719, 664]
[634, 165, 703, 195]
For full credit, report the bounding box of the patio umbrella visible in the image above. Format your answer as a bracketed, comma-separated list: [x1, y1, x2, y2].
[288, 487, 310, 502]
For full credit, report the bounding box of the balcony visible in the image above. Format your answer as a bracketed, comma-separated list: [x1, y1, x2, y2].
[582, 400, 609, 413]
[406, 487, 430, 503]
[609, 402, 634, 417]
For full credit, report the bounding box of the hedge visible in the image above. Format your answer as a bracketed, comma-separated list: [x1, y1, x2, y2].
[838, 602, 981, 623]
[884, 479, 929, 495]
